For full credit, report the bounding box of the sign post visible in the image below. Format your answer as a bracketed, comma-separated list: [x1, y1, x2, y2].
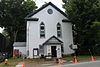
[69, 43, 78, 64]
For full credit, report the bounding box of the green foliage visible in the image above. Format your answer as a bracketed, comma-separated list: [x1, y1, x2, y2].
[0, 0, 37, 53]
[63, 0, 100, 43]
[0, 0, 37, 41]
[94, 45, 100, 55]
[0, 52, 4, 62]
[63, 0, 100, 55]
[0, 33, 6, 52]
[90, 22, 100, 43]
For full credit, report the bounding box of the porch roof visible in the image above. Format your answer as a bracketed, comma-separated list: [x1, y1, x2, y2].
[13, 42, 26, 47]
[43, 36, 63, 45]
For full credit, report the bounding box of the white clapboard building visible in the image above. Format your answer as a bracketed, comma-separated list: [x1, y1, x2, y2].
[13, 2, 74, 58]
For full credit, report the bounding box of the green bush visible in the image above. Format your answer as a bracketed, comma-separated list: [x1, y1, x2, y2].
[0, 53, 4, 62]
[94, 45, 100, 55]
[0, 54, 4, 62]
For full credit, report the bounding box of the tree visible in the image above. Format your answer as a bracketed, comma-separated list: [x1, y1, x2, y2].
[0, 0, 37, 42]
[63, 0, 100, 55]
[0, 0, 37, 54]
[0, 33, 6, 52]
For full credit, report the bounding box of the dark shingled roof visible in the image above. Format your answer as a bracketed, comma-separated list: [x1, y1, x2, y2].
[25, 18, 39, 21]
[13, 42, 26, 47]
[62, 19, 72, 22]
[25, 2, 69, 20]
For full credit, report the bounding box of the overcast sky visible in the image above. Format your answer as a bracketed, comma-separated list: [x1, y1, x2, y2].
[34, 0, 64, 11]
[0, 0, 64, 33]
[0, 27, 4, 33]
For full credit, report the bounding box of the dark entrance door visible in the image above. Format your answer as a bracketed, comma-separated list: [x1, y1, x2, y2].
[51, 46, 57, 57]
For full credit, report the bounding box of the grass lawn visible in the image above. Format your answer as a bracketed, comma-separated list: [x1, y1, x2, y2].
[0, 56, 100, 67]
[65, 56, 100, 62]
[0, 58, 54, 67]
[0, 58, 23, 67]
[24, 58, 56, 64]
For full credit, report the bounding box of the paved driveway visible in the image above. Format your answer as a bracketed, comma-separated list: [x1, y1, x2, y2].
[48, 61, 100, 67]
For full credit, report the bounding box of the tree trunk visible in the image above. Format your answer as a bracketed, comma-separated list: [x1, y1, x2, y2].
[13, 30, 18, 42]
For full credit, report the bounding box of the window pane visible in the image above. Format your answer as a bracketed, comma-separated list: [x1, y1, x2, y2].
[41, 26, 44, 29]
[40, 34, 45, 38]
[40, 31, 45, 34]
[57, 23, 62, 38]
[57, 27, 61, 30]
[57, 34, 61, 37]
[40, 22, 45, 38]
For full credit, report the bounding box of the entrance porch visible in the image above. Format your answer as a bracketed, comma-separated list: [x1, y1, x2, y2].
[43, 36, 63, 58]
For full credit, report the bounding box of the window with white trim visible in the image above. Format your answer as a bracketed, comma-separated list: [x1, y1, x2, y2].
[40, 22, 45, 38]
[33, 48, 39, 56]
[57, 23, 62, 38]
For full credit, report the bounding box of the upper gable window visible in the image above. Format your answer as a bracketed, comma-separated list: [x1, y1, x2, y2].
[40, 22, 45, 38]
[57, 23, 62, 38]
[47, 9, 53, 14]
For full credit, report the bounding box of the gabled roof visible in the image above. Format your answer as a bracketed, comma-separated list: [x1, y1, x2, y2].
[25, 18, 39, 21]
[25, 2, 68, 19]
[43, 36, 63, 45]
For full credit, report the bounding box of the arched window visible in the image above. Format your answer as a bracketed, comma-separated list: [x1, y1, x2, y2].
[57, 23, 62, 38]
[40, 22, 45, 38]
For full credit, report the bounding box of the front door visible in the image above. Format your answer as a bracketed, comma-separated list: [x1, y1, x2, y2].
[51, 46, 57, 57]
